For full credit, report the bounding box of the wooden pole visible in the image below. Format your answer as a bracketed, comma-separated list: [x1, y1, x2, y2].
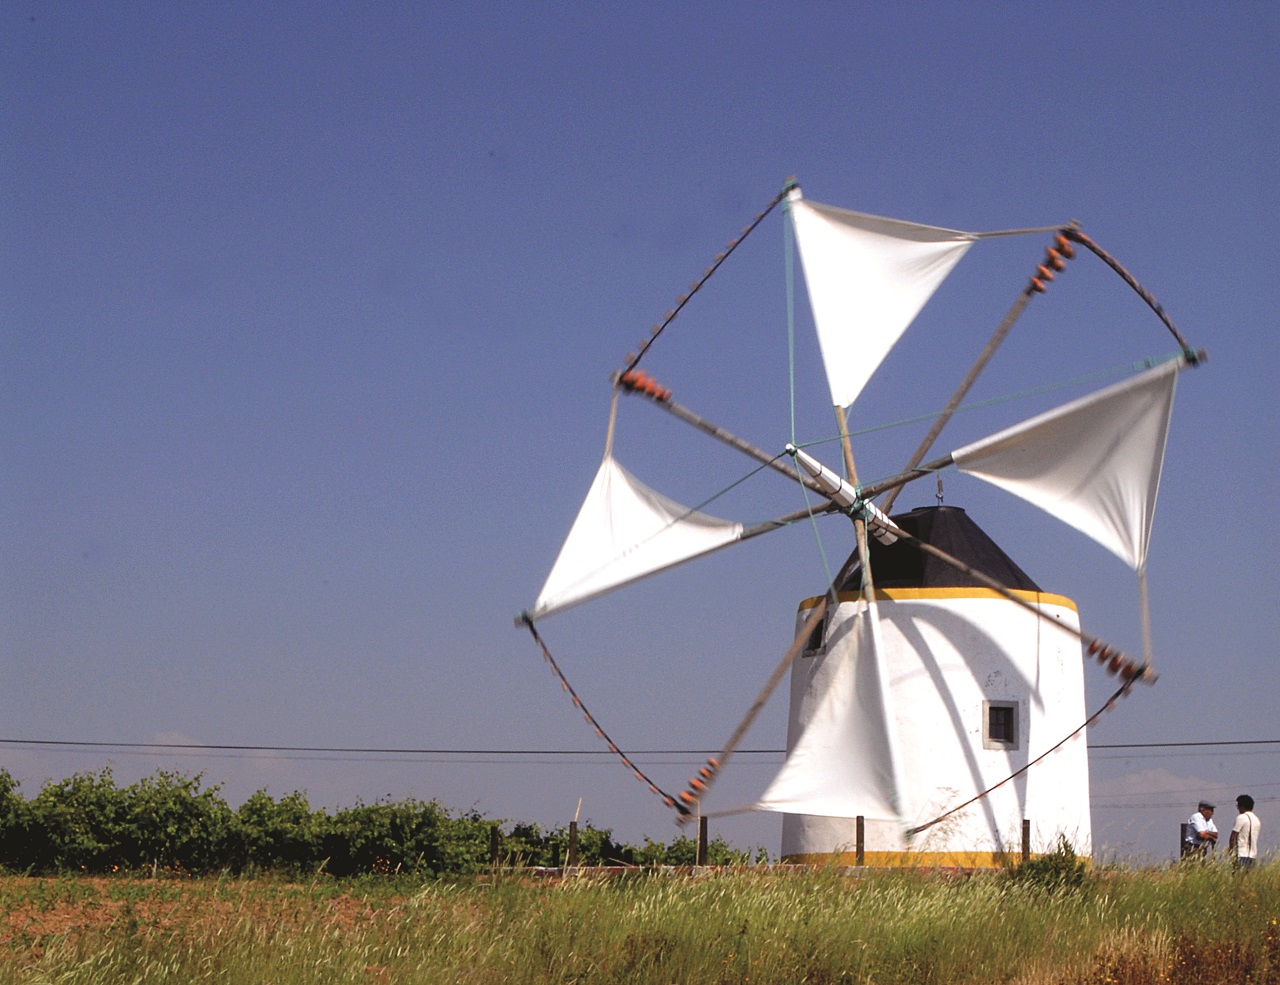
[740, 501, 839, 542]
[633, 389, 819, 492]
[636, 372, 1152, 823]
[851, 453, 956, 503]
[835, 403, 876, 604]
[882, 286, 1037, 516]
[697, 816, 708, 866]
[696, 593, 831, 794]
[1022, 819, 1031, 863]
[856, 816, 865, 867]
[1137, 567, 1155, 672]
[489, 823, 501, 866]
[568, 821, 579, 867]
[895, 526, 1155, 684]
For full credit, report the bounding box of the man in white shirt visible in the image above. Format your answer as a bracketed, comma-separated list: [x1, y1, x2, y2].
[1229, 794, 1261, 870]
[1185, 801, 1217, 858]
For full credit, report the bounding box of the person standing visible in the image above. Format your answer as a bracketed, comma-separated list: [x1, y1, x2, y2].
[1185, 801, 1218, 858]
[1229, 794, 1261, 870]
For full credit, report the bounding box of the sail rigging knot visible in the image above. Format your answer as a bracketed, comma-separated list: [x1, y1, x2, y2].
[853, 498, 901, 546]
[786, 443, 900, 545]
[1029, 232, 1077, 294]
[1086, 637, 1157, 684]
[617, 369, 672, 402]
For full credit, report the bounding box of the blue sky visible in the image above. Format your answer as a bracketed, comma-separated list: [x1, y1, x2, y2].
[3, 3, 1277, 861]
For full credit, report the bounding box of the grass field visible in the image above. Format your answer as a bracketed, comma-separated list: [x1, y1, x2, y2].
[1, 861, 1277, 984]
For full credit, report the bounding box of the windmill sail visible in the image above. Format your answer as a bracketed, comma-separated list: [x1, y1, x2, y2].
[789, 193, 976, 409]
[755, 599, 903, 822]
[528, 455, 743, 621]
[952, 357, 1184, 572]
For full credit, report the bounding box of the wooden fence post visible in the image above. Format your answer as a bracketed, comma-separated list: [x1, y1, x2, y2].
[489, 823, 501, 866]
[855, 815, 865, 866]
[1021, 819, 1031, 863]
[697, 816, 708, 866]
[568, 820, 579, 867]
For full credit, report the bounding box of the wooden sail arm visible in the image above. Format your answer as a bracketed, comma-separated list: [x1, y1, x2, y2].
[880, 230, 1078, 514]
[882, 229, 1205, 514]
[674, 549, 863, 819]
[740, 502, 841, 541]
[855, 453, 958, 503]
[616, 370, 835, 501]
[893, 526, 1156, 685]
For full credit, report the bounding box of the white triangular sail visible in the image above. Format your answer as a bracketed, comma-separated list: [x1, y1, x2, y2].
[755, 600, 902, 822]
[952, 357, 1184, 571]
[789, 193, 976, 409]
[528, 455, 743, 621]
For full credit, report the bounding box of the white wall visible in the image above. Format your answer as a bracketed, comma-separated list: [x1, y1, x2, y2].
[780, 590, 1090, 861]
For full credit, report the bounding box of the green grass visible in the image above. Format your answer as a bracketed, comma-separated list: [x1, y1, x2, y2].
[2, 862, 1278, 983]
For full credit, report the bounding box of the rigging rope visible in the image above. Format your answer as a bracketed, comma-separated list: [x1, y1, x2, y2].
[906, 677, 1137, 837]
[519, 616, 688, 815]
[1065, 228, 1197, 358]
[785, 189, 799, 447]
[619, 178, 798, 378]
[781, 195, 841, 596]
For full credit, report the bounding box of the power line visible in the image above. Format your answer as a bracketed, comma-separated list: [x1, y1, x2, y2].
[0, 738, 779, 758]
[3, 737, 1280, 760]
[1090, 739, 1280, 750]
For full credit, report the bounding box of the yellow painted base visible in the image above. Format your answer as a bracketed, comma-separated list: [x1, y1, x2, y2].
[781, 850, 1091, 869]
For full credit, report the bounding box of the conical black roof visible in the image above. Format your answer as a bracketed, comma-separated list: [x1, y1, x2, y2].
[839, 505, 1042, 592]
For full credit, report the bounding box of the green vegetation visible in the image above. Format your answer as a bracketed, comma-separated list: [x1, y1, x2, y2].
[5, 769, 1279, 983]
[0, 768, 756, 876]
[1, 862, 1278, 983]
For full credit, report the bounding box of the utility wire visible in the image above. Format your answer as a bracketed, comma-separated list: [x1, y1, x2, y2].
[4, 738, 1280, 758]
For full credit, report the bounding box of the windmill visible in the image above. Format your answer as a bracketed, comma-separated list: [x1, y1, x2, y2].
[518, 178, 1203, 865]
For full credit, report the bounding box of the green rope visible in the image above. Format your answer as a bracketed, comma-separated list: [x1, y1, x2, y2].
[784, 196, 798, 447]
[681, 458, 775, 519]
[780, 199, 840, 592]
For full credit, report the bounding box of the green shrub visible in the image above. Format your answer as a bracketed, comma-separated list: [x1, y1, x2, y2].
[233, 789, 322, 873]
[0, 768, 763, 877]
[0, 770, 30, 871]
[26, 768, 129, 871]
[119, 771, 235, 873]
[1009, 834, 1088, 893]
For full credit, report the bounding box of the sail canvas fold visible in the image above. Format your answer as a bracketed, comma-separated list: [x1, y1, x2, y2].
[952, 358, 1183, 571]
[790, 196, 975, 409]
[755, 600, 902, 822]
[529, 455, 743, 620]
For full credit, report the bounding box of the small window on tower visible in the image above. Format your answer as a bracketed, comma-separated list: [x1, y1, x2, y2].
[802, 610, 827, 656]
[984, 701, 1019, 750]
